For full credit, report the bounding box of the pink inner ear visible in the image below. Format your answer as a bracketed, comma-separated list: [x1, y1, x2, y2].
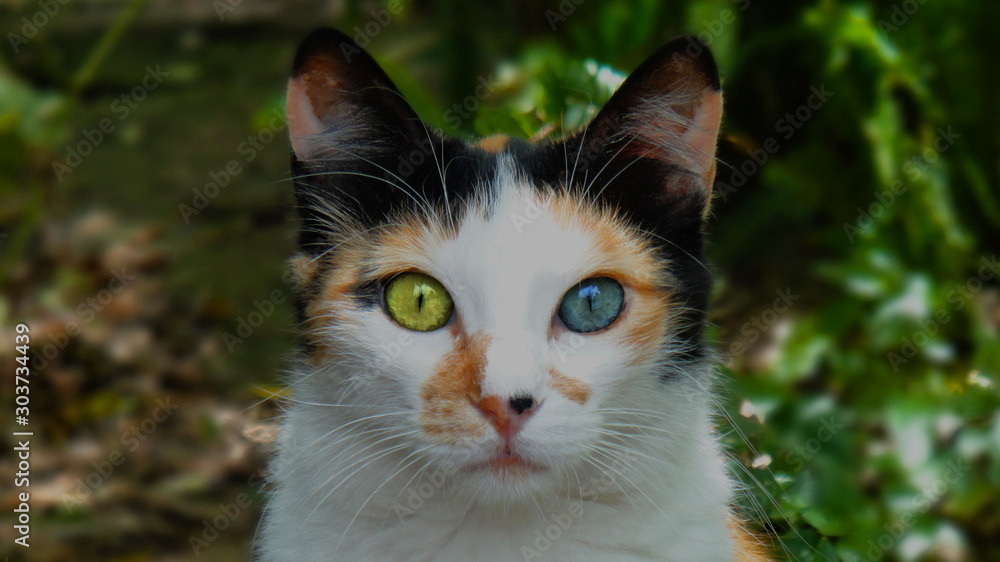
[286, 75, 329, 160]
[680, 90, 723, 177]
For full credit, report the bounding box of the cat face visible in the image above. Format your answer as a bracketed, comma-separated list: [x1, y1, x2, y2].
[284, 29, 722, 502]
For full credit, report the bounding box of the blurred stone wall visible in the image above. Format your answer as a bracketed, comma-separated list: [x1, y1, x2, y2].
[5, 0, 348, 30]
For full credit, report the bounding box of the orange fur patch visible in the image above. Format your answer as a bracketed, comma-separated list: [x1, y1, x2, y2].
[529, 123, 557, 143]
[475, 394, 509, 434]
[476, 134, 510, 153]
[300, 244, 367, 361]
[320, 263, 361, 304]
[545, 191, 675, 365]
[548, 368, 591, 405]
[618, 289, 673, 366]
[287, 253, 320, 291]
[296, 216, 454, 367]
[545, 193, 664, 294]
[729, 517, 772, 562]
[369, 218, 454, 278]
[418, 333, 492, 445]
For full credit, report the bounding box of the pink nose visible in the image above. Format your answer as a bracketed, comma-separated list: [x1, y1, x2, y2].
[474, 395, 538, 445]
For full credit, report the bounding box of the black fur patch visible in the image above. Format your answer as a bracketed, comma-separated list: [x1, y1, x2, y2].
[291, 138, 506, 251]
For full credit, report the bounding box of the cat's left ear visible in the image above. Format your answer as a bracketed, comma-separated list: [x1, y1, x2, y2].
[286, 27, 425, 161]
[565, 37, 722, 207]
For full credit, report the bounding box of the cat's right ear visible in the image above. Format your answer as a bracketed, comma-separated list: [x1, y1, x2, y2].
[286, 27, 424, 161]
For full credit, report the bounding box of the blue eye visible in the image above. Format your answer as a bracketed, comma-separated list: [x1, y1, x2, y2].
[557, 277, 625, 333]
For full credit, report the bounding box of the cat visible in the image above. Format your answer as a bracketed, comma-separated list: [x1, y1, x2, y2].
[258, 27, 770, 562]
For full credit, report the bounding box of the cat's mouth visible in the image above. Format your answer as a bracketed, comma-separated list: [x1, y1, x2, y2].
[468, 446, 543, 476]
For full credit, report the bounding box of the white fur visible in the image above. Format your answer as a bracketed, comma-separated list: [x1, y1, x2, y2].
[259, 159, 738, 561]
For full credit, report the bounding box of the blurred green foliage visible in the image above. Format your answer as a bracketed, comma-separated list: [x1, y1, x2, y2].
[2, 0, 998, 560]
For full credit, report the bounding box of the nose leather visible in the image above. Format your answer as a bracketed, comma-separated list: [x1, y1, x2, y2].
[474, 395, 537, 446]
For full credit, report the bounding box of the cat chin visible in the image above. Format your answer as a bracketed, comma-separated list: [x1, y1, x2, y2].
[438, 455, 561, 505]
[456, 473, 556, 508]
[464, 457, 545, 490]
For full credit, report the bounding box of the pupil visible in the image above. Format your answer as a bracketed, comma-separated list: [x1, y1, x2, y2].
[417, 286, 424, 312]
[579, 284, 600, 312]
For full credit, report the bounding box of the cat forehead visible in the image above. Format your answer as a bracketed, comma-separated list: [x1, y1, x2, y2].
[440, 173, 602, 284]
[369, 157, 665, 299]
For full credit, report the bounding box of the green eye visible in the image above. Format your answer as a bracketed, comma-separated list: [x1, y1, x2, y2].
[384, 272, 454, 332]
[558, 277, 625, 333]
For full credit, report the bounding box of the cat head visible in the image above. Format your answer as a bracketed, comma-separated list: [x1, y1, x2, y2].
[284, 28, 722, 502]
